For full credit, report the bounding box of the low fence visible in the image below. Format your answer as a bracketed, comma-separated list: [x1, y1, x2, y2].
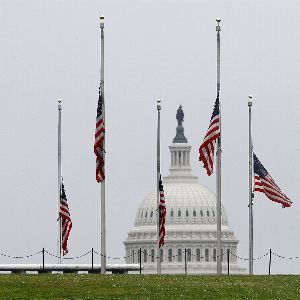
[0, 248, 297, 275]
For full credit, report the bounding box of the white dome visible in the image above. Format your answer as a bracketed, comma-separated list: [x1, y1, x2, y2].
[135, 178, 228, 227]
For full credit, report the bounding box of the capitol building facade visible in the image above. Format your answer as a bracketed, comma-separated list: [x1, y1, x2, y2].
[124, 107, 246, 274]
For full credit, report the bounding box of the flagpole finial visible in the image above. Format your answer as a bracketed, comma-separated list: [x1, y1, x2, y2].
[157, 99, 161, 111]
[58, 99, 62, 111]
[248, 95, 253, 107]
[216, 18, 221, 32]
[100, 15, 104, 28]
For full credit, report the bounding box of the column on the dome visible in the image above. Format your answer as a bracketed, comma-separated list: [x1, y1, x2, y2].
[185, 151, 188, 166]
[180, 150, 182, 167]
[172, 151, 175, 167]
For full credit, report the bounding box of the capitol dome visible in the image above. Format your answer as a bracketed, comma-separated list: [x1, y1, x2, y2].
[124, 106, 246, 274]
[134, 181, 228, 228]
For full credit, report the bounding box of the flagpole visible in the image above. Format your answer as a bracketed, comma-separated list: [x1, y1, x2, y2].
[57, 99, 62, 264]
[248, 95, 254, 275]
[100, 15, 106, 275]
[156, 100, 161, 275]
[216, 18, 222, 275]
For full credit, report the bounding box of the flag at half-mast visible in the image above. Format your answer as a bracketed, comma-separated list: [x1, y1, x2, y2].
[199, 93, 220, 176]
[59, 181, 72, 255]
[159, 175, 166, 248]
[94, 85, 105, 183]
[253, 153, 292, 208]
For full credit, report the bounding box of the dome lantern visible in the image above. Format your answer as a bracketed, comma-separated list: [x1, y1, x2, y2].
[168, 105, 194, 179]
[173, 105, 188, 143]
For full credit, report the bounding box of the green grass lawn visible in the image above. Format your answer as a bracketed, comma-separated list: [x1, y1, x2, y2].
[0, 274, 299, 299]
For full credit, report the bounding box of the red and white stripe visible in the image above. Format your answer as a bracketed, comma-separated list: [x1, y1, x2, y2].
[254, 174, 292, 208]
[159, 185, 166, 248]
[199, 114, 220, 176]
[94, 129, 105, 183]
[94, 94, 105, 183]
[60, 193, 72, 256]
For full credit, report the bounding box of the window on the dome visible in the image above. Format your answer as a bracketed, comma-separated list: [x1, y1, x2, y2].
[150, 211, 153, 218]
[186, 210, 189, 217]
[213, 249, 216, 262]
[178, 249, 182, 262]
[144, 250, 147, 263]
[168, 249, 172, 262]
[212, 210, 215, 217]
[145, 211, 147, 218]
[207, 210, 210, 217]
[170, 210, 174, 218]
[141, 211, 143, 218]
[200, 210, 203, 217]
[151, 249, 155, 262]
[205, 249, 209, 262]
[178, 210, 181, 217]
[187, 249, 191, 262]
[193, 210, 196, 217]
[196, 249, 201, 261]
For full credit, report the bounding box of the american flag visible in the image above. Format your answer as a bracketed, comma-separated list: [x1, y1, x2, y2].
[199, 94, 220, 176]
[59, 182, 72, 256]
[158, 175, 166, 248]
[254, 153, 292, 208]
[94, 86, 105, 183]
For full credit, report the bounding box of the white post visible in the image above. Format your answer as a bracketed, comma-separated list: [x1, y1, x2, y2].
[216, 18, 222, 275]
[57, 99, 62, 264]
[157, 100, 161, 275]
[100, 15, 106, 275]
[248, 95, 254, 275]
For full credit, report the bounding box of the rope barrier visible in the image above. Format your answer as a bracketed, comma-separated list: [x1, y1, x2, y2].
[44, 249, 92, 260]
[254, 252, 270, 260]
[271, 251, 300, 260]
[1, 249, 300, 262]
[63, 250, 92, 260]
[0, 250, 42, 259]
[229, 251, 269, 261]
[43, 250, 58, 258]
[93, 250, 136, 260]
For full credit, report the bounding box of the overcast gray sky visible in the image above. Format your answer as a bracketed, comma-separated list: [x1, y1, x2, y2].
[0, 0, 299, 274]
